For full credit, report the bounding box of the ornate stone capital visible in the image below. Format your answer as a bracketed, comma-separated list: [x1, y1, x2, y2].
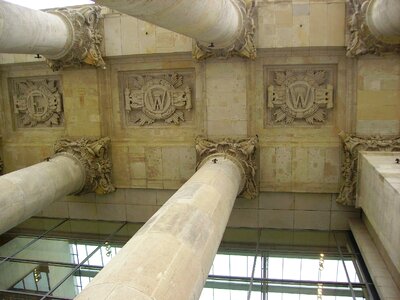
[193, 0, 256, 60]
[346, 0, 400, 57]
[46, 6, 105, 71]
[54, 137, 115, 195]
[195, 136, 258, 199]
[337, 132, 400, 206]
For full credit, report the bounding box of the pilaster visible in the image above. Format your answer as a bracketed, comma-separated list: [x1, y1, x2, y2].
[46, 6, 105, 71]
[337, 132, 400, 206]
[195, 135, 258, 199]
[192, 0, 256, 60]
[54, 137, 115, 195]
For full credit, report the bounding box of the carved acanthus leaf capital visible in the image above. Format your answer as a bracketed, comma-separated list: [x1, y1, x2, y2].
[346, 0, 400, 57]
[54, 137, 115, 195]
[46, 6, 105, 71]
[195, 136, 258, 199]
[337, 132, 400, 206]
[193, 0, 256, 60]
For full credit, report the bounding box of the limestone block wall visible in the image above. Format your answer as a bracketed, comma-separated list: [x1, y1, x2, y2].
[36, 189, 359, 231]
[356, 56, 400, 136]
[357, 152, 400, 274]
[0, 1, 398, 230]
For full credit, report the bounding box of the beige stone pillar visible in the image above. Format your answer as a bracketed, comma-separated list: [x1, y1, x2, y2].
[94, 0, 256, 60]
[0, 137, 114, 235]
[365, 0, 400, 44]
[76, 136, 258, 300]
[347, 0, 400, 56]
[0, 1, 104, 70]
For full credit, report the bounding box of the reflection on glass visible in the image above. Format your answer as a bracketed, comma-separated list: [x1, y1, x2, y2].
[0, 260, 74, 297]
[51, 266, 101, 297]
[0, 236, 37, 259]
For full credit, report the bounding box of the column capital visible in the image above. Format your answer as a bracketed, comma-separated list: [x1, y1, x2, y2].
[193, 0, 256, 60]
[46, 6, 105, 71]
[337, 131, 400, 206]
[54, 137, 115, 195]
[347, 0, 400, 57]
[195, 136, 258, 199]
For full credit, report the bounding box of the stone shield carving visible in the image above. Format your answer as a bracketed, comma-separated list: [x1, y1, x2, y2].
[11, 78, 63, 128]
[267, 69, 334, 125]
[337, 132, 400, 206]
[123, 72, 193, 126]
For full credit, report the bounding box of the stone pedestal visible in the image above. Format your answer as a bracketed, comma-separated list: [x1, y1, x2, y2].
[94, 0, 256, 59]
[75, 136, 258, 300]
[0, 1, 104, 70]
[0, 137, 114, 235]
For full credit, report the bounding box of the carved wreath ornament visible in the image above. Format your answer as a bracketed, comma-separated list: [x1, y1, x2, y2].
[124, 73, 192, 125]
[12, 79, 63, 128]
[337, 132, 400, 206]
[267, 70, 333, 125]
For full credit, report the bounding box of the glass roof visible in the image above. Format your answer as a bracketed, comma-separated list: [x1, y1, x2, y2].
[3, 0, 94, 10]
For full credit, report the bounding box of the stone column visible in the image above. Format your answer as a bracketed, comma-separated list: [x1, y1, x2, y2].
[0, 1, 104, 70]
[94, 0, 256, 60]
[346, 0, 400, 57]
[336, 131, 400, 206]
[75, 136, 258, 300]
[0, 137, 114, 235]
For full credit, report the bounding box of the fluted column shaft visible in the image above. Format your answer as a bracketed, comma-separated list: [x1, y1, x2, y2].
[76, 156, 244, 300]
[0, 155, 85, 234]
[366, 0, 400, 43]
[94, 0, 243, 49]
[0, 1, 70, 57]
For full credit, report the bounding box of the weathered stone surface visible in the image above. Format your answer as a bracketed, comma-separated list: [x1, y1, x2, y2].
[337, 132, 400, 206]
[195, 136, 258, 199]
[46, 6, 105, 71]
[346, 0, 400, 57]
[54, 137, 115, 195]
[10, 77, 63, 128]
[193, 0, 256, 60]
[266, 68, 334, 126]
[122, 72, 193, 126]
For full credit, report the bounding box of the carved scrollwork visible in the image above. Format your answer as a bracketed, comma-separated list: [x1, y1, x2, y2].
[11, 78, 63, 128]
[195, 136, 258, 199]
[193, 0, 256, 60]
[123, 72, 193, 126]
[54, 137, 115, 195]
[337, 132, 400, 206]
[46, 6, 105, 71]
[346, 0, 400, 57]
[267, 70, 333, 125]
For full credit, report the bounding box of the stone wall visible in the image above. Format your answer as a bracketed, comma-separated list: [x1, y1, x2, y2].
[0, 1, 398, 230]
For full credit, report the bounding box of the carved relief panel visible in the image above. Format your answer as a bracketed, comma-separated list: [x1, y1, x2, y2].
[120, 70, 194, 126]
[264, 66, 336, 126]
[9, 77, 64, 128]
